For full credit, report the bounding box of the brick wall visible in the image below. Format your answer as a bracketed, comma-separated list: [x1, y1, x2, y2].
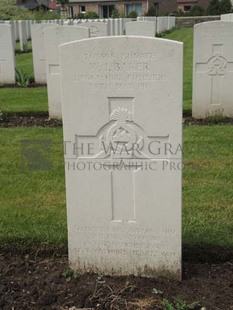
[72, 3, 99, 16]
[151, 0, 178, 15]
[72, 0, 149, 17]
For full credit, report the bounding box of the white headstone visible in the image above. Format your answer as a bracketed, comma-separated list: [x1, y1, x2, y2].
[0, 24, 15, 84]
[31, 23, 55, 84]
[45, 26, 90, 118]
[157, 17, 168, 33]
[125, 21, 156, 37]
[4, 20, 16, 48]
[63, 20, 74, 25]
[221, 13, 233, 21]
[109, 18, 115, 36]
[18, 20, 27, 51]
[193, 21, 233, 118]
[14, 20, 19, 41]
[168, 17, 176, 30]
[60, 36, 183, 279]
[82, 21, 109, 37]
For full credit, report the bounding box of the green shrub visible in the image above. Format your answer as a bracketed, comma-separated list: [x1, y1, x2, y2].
[189, 5, 206, 15]
[127, 11, 138, 18]
[207, 0, 232, 15]
[0, 0, 31, 20]
[84, 11, 99, 19]
[32, 9, 60, 20]
[75, 13, 85, 19]
[163, 298, 200, 310]
[15, 68, 33, 87]
[111, 8, 120, 18]
[145, 6, 157, 16]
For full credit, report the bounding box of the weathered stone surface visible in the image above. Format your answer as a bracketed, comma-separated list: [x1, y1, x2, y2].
[193, 21, 233, 118]
[60, 36, 183, 279]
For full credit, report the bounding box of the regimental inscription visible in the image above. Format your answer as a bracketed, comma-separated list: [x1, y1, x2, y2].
[207, 55, 227, 76]
[196, 44, 233, 105]
[74, 52, 168, 91]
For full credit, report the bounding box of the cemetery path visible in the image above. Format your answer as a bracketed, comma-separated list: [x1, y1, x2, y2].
[0, 254, 232, 310]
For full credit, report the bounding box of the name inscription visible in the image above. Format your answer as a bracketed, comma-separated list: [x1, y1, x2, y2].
[74, 52, 168, 91]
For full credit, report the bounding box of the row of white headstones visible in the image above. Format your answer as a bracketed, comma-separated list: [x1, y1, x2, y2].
[1, 16, 231, 280]
[1, 16, 233, 119]
[0, 16, 175, 50]
[0, 18, 175, 117]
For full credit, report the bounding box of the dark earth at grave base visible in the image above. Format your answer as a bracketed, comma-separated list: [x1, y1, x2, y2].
[0, 113, 233, 128]
[0, 246, 233, 310]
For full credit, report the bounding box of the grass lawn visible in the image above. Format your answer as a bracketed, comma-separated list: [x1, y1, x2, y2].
[16, 52, 34, 78]
[164, 28, 193, 114]
[0, 125, 232, 252]
[0, 87, 48, 113]
[0, 46, 48, 114]
[0, 127, 66, 249]
[0, 27, 233, 255]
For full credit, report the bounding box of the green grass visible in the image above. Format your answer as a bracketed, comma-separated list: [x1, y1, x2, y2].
[16, 51, 34, 78]
[1, 49, 48, 113]
[0, 127, 66, 249]
[0, 87, 48, 113]
[183, 125, 233, 248]
[0, 126, 232, 251]
[0, 27, 233, 255]
[164, 28, 193, 114]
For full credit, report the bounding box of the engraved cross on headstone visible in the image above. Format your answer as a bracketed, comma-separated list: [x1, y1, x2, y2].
[75, 98, 169, 223]
[196, 44, 233, 105]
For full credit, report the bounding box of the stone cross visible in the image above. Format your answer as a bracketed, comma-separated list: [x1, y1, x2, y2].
[196, 44, 233, 105]
[76, 98, 169, 223]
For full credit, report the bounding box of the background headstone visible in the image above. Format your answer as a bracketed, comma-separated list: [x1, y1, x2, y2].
[157, 17, 169, 34]
[31, 23, 55, 84]
[60, 36, 183, 279]
[125, 21, 156, 37]
[18, 20, 27, 51]
[193, 21, 233, 118]
[81, 21, 110, 37]
[45, 26, 90, 118]
[221, 13, 233, 21]
[0, 24, 15, 84]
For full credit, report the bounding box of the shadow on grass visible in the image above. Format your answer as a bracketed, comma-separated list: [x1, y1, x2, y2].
[1, 241, 233, 264]
[183, 244, 233, 263]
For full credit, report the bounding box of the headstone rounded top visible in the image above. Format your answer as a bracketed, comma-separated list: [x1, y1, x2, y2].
[194, 20, 233, 30]
[60, 35, 183, 49]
